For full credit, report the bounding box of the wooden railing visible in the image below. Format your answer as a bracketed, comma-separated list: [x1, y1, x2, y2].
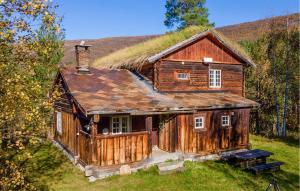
[92, 131, 150, 166]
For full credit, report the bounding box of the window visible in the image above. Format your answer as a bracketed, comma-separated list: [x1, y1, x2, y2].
[112, 117, 120, 134]
[111, 116, 130, 134]
[209, 69, 221, 88]
[221, 115, 230, 127]
[56, 111, 62, 134]
[194, 117, 204, 129]
[177, 73, 189, 80]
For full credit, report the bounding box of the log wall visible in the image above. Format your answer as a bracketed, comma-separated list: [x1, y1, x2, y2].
[158, 108, 250, 153]
[156, 61, 243, 95]
[92, 131, 150, 166]
[138, 36, 246, 95]
[54, 111, 80, 156]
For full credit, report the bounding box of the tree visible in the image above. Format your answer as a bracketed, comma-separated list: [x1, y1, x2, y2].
[164, 0, 214, 30]
[0, 0, 64, 190]
[242, 19, 299, 137]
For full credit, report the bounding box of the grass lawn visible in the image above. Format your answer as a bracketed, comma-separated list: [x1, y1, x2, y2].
[26, 135, 299, 191]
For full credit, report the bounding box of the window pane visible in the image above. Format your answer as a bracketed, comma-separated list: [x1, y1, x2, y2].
[195, 117, 204, 129]
[121, 117, 128, 132]
[177, 73, 188, 79]
[56, 112, 62, 134]
[222, 116, 229, 126]
[209, 70, 221, 88]
[112, 117, 121, 134]
[209, 70, 214, 86]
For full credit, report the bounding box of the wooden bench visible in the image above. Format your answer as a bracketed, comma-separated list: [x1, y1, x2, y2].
[249, 162, 284, 175]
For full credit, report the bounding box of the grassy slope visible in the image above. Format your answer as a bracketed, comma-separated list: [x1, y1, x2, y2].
[27, 135, 299, 191]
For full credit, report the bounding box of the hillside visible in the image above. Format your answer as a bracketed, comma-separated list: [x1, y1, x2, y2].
[62, 35, 159, 65]
[62, 13, 299, 65]
[217, 13, 299, 42]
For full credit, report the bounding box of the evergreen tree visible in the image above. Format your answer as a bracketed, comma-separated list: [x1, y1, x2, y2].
[164, 0, 214, 30]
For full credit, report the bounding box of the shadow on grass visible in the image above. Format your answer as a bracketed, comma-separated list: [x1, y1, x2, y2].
[25, 142, 75, 190]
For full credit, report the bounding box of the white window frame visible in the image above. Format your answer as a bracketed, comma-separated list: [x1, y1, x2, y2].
[221, 115, 230, 127]
[56, 111, 62, 135]
[111, 116, 131, 134]
[209, 69, 221, 88]
[177, 73, 189, 80]
[194, 116, 204, 129]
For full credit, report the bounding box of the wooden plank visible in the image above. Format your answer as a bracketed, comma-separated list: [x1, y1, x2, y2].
[125, 136, 131, 163]
[131, 135, 137, 162]
[106, 138, 113, 165]
[136, 135, 143, 161]
[120, 136, 125, 164]
[142, 134, 148, 159]
[113, 137, 120, 165]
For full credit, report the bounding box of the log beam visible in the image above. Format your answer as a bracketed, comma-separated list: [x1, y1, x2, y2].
[145, 116, 153, 157]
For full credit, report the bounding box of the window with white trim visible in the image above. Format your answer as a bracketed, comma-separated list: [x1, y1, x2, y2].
[194, 117, 204, 129]
[177, 73, 189, 80]
[221, 115, 230, 127]
[56, 111, 62, 134]
[111, 116, 130, 134]
[209, 69, 221, 88]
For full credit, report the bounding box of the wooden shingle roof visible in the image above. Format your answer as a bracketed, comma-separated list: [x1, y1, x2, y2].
[60, 67, 258, 115]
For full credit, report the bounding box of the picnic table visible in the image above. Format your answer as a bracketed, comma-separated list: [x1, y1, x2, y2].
[223, 149, 273, 169]
[233, 149, 273, 169]
[222, 149, 283, 174]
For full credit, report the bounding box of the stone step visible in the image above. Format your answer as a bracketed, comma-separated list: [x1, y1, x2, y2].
[158, 160, 184, 175]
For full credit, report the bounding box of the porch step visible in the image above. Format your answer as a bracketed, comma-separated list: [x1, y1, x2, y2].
[158, 160, 184, 175]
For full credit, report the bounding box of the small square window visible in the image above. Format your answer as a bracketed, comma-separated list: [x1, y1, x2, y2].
[177, 73, 189, 80]
[221, 115, 230, 127]
[195, 117, 204, 129]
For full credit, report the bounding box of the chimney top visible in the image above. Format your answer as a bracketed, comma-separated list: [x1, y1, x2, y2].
[75, 41, 91, 48]
[75, 43, 92, 75]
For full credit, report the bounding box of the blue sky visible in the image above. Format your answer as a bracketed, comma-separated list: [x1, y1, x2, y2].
[56, 0, 299, 40]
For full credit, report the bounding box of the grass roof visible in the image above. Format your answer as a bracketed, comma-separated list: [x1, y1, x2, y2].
[92, 25, 254, 69]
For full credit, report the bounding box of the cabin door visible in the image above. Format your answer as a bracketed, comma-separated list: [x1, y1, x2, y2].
[158, 115, 177, 152]
[151, 131, 158, 146]
[218, 128, 232, 150]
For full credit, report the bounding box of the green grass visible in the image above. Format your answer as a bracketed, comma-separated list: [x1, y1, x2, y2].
[26, 135, 299, 191]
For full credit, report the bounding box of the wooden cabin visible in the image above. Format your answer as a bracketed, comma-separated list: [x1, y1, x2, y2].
[52, 29, 258, 167]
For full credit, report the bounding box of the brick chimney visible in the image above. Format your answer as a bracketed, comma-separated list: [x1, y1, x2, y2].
[75, 41, 92, 75]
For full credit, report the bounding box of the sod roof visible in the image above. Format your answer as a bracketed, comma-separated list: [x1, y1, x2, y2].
[92, 26, 255, 70]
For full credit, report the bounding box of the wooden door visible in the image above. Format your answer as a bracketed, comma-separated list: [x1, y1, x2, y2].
[78, 131, 91, 165]
[158, 115, 177, 152]
[151, 131, 158, 146]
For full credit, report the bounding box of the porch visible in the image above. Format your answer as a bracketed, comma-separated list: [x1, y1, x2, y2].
[76, 110, 250, 167]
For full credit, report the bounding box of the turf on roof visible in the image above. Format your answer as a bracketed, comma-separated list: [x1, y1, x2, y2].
[92, 25, 254, 69]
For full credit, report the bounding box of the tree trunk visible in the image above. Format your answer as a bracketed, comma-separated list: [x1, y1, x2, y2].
[282, 25, 290, 138]
[282, 60, 289, 137]
[273, 58, 281, 136]
[255, 79, 261, 134]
